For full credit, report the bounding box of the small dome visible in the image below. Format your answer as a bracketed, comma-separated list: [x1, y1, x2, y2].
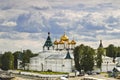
[60, 33, 69, 41]
[71, 40, 76, 45]
[58, 40, 64, 44]
[54, 40, 58, 45]
[67, 40, 71, 45]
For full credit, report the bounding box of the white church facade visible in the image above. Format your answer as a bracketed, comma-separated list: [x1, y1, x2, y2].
[21, 32, 118, 73]
[29, 32, 76, 72]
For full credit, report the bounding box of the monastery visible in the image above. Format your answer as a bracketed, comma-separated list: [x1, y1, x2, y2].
[29, 32, 76, 72]
[17, 32, 117, 73]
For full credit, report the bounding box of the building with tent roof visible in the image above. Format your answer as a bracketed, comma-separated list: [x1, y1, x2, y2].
[21, 32, 117, 73]
[29, 32, 76, 72]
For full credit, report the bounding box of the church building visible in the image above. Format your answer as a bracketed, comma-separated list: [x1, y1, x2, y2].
[29, 32, 76, 72]
[22, 32, 117, 73]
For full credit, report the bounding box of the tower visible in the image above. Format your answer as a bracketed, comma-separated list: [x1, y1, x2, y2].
[99, 40, 103, 48]
[43, 32, 54, 50]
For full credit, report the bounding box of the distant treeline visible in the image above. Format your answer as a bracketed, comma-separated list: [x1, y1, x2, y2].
[0, 49, 38, 70]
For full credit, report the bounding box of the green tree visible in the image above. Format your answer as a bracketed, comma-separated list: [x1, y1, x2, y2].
[0, 54, 2, 68]
[1, 52, 14, 70]
[96, 47, 104, 70]
[116, 47, 120, 57]
[80, 46, 95, 72]
[22, 49, 34, 69]
[74, 44, 95, 72]
[106, 44, 117, 62]
[73, 44, 84, 72]
[13, 51, 22, 69]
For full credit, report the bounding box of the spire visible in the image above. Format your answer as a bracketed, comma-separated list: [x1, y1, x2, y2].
[43, 32, 53, 50]
[99, 40, 103, 48]
[65, 50, 72, 59]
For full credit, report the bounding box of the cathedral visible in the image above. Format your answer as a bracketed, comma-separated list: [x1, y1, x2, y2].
[21, 32, 117, 73]
[29, 32, 76, 72]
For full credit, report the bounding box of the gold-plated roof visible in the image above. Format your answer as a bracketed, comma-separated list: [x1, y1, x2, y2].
[71, 40, 76, 45]
[58, 40, 64, 44]
[67, 40, 71, 45]
[60, 33, 69, 41]
[54, 40, 59, 45]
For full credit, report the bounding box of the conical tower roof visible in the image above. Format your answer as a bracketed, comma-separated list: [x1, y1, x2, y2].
[99, 40, 103, 48]
[65, 50, 72, 59]
[43, 32, 53, 50]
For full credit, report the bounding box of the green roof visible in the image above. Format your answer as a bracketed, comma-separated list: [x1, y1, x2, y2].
[43, 32, 53, 47]
[65, 51, 72, 59]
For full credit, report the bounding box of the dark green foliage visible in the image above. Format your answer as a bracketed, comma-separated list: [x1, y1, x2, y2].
[0, 49, 38, 70]
[13, 51, 22, 69]
[106, 44, 116, 58]
[21, 49, 36, 69]
[0, 54, 2, 68]
[1, 52, 14, 70]
[74, 44, 95, 72]
[105, 44, 120, 63]
[96, 48, 104, 69]
[80, 46, 95, 72]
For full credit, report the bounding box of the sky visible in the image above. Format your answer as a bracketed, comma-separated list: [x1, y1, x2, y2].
[0, 0, 120, 53]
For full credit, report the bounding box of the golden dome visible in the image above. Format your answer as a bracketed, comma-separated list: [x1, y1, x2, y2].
[71, 40, 76, 45]
[60, 33, 69, 41]
[54, 40, 58, 45]
[58, 40, 64, 44]
[67, 40, 71, 45]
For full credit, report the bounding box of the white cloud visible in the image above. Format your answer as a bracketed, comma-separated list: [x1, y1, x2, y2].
[0, 39, 44, 53]
[0, 0, 120, 53]
[1, 21, 17, 27]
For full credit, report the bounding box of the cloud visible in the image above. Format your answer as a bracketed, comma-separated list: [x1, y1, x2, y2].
[0, 0, 120, 52]
[1, 21, 17, 27]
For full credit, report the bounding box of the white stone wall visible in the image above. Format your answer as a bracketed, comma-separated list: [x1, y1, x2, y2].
[101, 56, 116, 72]
[29, 57, 44, 71]
[102, 63, 116, 72]
[44, 59, 73, 72]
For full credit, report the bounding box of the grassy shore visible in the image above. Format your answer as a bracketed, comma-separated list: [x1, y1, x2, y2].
[17, 69, 68, 75]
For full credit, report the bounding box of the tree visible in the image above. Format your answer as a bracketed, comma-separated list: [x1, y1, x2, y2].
[80, 46, 95, 72]
[116, 47, 120, 57]
[96, 47, 104, 70]
[1, 52, 14, 70]
[73, 44, 84, 72]
[74, 44, 95, 72]
[106, 44, 117, 62]
[0, 54, 2, 68]
[22, 49, 35, 69]
[13, 51, 22, 69]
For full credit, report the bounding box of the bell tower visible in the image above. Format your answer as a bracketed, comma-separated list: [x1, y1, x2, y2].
[43, 32, 54, 50]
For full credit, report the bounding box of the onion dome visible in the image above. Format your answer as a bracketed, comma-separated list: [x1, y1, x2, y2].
[58, 40, 64, 44]
[71, 40, 76, 45]
[54, 40, 59, 45]
[60, 33, 69, 41]
[67, 40, 71, 45]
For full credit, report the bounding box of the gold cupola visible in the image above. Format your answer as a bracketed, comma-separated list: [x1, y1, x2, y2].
[71, 39, 76, 45]
[54, 40, 59, 45]
[67, 40, 71, 45]
[60, 32, 69, 41]
[59, 40, 64, 44]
